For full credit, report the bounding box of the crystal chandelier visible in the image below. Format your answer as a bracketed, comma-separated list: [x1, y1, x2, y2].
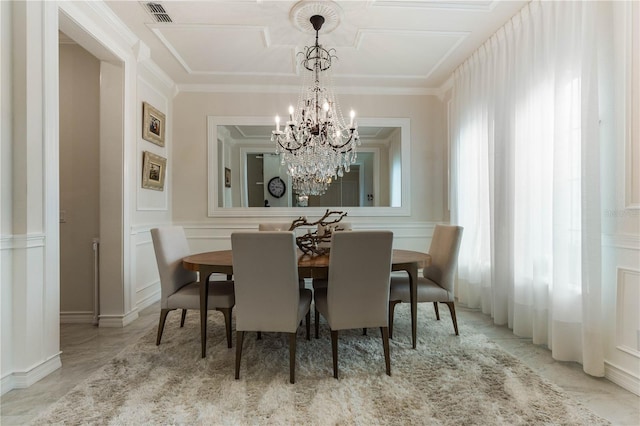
[272, 14, 359, 197]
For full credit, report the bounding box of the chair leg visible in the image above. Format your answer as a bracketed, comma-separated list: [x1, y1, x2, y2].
[305, 309, 311, 340]
[433, 302, 440, 320]
[235, 331, 245, 380]
[180, 309, 187, 327]
[289, 332, 297, 384]
[217, 307, 233, 348]
[315, 309, 320, 339]
[444, 302, 459, 335]
[156, 309, 172, 345]
[362, 328, 367, 336]
[257, 331, 262, 340]
[388, 300, 400, 339]
[331, 330, 339, 379]
[381, 326, 391, 376]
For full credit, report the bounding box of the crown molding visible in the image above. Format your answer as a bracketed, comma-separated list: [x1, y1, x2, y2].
[84, 0, 139, 48]
[177, 83, 440, 96]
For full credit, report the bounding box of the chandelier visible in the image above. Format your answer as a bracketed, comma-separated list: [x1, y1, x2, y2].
[272, 14, 359, 197]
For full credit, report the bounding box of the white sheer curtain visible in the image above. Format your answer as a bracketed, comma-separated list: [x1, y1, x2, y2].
[450, 0, 604, 376]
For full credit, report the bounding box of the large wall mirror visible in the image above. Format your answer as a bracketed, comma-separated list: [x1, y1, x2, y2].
[207, 116, 410, 217]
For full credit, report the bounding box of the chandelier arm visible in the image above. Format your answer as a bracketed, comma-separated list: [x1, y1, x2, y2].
[326, 131, 357, 150]
[289, 123, 299, 144]
[275, 132, 303, 153]
[278, 141, 302, 153]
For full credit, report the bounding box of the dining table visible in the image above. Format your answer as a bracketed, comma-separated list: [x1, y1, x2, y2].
[183, 248, 431, 357]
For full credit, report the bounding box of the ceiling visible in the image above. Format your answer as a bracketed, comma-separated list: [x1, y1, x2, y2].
[104, 0, 528, 94]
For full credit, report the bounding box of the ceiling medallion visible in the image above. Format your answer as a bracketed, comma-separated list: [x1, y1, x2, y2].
[290, 0, 344, 35]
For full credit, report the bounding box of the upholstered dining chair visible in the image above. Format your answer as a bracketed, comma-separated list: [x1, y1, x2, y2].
[389, 224, 463, 338]
[312, 222, 352, 292]
[231, 231, 312, 384]
[258, 223, 306, 289]
[314, 231, 394, 378]
[151, 226, 235, 348]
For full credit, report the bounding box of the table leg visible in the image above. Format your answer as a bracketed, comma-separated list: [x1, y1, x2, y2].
[200, 267, 211, 358]
[408, 263, 418, 349]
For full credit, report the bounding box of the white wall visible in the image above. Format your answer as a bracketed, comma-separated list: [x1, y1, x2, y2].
[172, 92, 447, 252]
[0, 0, 15, 394]
[132, 63, 175, 311]
[1, 0, 176, 394]
[58, 42, 100, 323]
[1, 0, 61, 395]
[598, 1, 640, 395]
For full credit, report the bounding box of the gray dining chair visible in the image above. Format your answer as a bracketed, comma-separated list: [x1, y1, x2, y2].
[314, 231, 394, 378]
[389, 225, 463, 337]
[231, 231, 312, 384]
[151, 226, 235, 348]
[311, 222, 352, 292]
[258, 222, 306, 289]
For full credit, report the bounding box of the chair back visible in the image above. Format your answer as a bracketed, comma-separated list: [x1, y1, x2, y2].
[327, 231, 393, 330]
[151, 226, 197, 308]
[424, 225, 464, 293]
[258, 222, 291, 231]
[231, 231, 301, 333]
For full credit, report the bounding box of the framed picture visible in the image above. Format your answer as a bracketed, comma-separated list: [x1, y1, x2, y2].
[224, 167, 231, 188]
[142, 101, 165, 146]
[142, 151, 167, 191]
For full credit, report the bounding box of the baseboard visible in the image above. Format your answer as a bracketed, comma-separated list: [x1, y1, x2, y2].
[136, 288, 160, 311]
[60, 311, 96, 324]
[1, 353, 62, 396]
[98, 308, 139, 328]
[605, 360, 640, 396]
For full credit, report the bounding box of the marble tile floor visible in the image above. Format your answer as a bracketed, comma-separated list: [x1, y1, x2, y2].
[1, 303, 638, 425]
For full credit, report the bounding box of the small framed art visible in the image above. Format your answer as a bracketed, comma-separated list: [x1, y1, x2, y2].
[142, 151, 167, 191]
[142, 101, 165, 147]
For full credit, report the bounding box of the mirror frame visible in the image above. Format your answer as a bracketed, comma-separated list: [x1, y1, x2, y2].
[207, 115, 411, 217]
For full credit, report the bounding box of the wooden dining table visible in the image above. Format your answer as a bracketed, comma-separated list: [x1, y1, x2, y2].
[183, 249, 431, 357]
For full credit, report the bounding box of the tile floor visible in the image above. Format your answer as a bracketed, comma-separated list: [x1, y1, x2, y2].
[1, 303, 639, 425]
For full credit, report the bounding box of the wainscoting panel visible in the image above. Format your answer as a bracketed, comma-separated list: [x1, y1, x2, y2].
[616, 268, 640, 356]
[603, 232, 640, 395]
[181, 221, 436, 253]
[132, 226, 163, 311]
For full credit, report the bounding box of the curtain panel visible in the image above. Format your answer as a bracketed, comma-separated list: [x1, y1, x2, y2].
[450, 0, 604, 376]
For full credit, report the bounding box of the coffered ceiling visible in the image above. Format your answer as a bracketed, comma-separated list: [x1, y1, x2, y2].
[104, 0, 528, 93]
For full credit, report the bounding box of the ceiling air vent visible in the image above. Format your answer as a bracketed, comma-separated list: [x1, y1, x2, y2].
[144, 2, 172, 23]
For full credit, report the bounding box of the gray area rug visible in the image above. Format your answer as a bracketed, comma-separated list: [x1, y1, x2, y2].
[32, 305, 607, 425]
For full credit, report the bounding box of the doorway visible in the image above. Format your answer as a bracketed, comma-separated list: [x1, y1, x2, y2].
[58, 32, 100, 324]
[58, 7, 127, 327]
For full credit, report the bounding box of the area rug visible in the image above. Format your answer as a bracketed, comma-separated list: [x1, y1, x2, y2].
[31, 305, 607, 425]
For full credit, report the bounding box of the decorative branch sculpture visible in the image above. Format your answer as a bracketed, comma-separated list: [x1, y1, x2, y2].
[289, 209, 347, 256]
